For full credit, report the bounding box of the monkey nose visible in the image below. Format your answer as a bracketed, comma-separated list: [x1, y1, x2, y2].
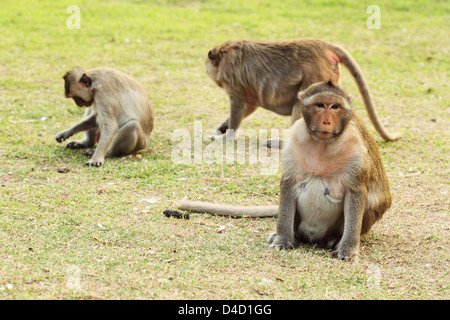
[208, 50, 214, 59]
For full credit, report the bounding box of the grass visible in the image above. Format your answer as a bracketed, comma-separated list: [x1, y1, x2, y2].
[0, 0, 449, 300]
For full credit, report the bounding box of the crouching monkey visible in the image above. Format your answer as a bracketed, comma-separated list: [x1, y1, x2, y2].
[56, 66, 154, 167]
[177, 81, 392, 260]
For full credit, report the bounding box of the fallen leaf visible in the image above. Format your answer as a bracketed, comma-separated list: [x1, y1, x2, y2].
[253, 288, 268, 296]
[57, 166, 70, 173]
[402, 198, 415, 205]
[141, 197, 159, 204]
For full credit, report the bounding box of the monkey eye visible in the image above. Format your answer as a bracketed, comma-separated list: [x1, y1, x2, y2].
[330, 104, 340, 109]
[316, 103, 325, 108]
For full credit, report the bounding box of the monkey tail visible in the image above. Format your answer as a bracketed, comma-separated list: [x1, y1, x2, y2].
[176, 200, 278, 218]
[331, 45, 401, 141]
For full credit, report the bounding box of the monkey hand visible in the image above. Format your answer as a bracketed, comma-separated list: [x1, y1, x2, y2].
[268, 233, 297, 250]
[332, 242, 359, 261]
[85, 157, 104, 167]
[55, 130, 73, 143]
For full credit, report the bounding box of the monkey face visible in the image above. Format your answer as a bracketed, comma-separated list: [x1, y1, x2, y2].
[299, 81, 352, 142]
[208, 50, 220, 67]
[63, 67, 94, 107]
[306, 100, 349, 141]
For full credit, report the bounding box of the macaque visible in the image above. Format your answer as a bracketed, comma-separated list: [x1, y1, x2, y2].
[177, 81, 392, 260]
[56, 66, 154, 166]
[206, 39, 400, 143]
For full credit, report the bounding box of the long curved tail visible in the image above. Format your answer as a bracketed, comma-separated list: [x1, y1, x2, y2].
[331, 44, 401, 141]
[176, 200, 278, 218]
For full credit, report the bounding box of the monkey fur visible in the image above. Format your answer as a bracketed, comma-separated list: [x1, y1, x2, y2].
[206, 38, 400, 143]
[177, 81, 392, 260]
[56, 66, 154, 167]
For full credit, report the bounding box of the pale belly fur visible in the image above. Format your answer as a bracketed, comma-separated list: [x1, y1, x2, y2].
[296, 176, 345, 243]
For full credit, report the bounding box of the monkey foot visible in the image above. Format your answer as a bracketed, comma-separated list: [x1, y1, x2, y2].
[84, 149, 96, 157]
[331, 249, 358, 261]
[268, 233, 296, 250]
[66, 141, 88, 149]
[325, 238, 340, 250]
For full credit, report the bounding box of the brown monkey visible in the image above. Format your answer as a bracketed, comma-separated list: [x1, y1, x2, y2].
[177, 81, 391, 260]
[56, 66, 154, 167]
[206, 38, 400, 143]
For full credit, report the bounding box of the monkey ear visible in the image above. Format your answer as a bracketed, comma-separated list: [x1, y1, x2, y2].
[297, 90, 306, 100]
[297, 89, 306, 104]
[79, 73, 92, 88]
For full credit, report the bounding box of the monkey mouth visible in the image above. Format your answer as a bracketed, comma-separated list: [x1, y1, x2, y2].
[72, 96, 93, 107]
[316, 131, 333, 139]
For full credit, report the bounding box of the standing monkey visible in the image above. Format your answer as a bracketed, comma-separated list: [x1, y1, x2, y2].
[56, 66, 154, 167]
[206, 38, 400, 142]
[177, 81, 392, 260]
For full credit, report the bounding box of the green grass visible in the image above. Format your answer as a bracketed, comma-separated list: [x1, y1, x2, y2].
[0, 0, 449, 300]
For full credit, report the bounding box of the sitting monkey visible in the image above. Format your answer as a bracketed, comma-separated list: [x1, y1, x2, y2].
[56, 66, 154, 167]
[177, 81, 392, 260]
